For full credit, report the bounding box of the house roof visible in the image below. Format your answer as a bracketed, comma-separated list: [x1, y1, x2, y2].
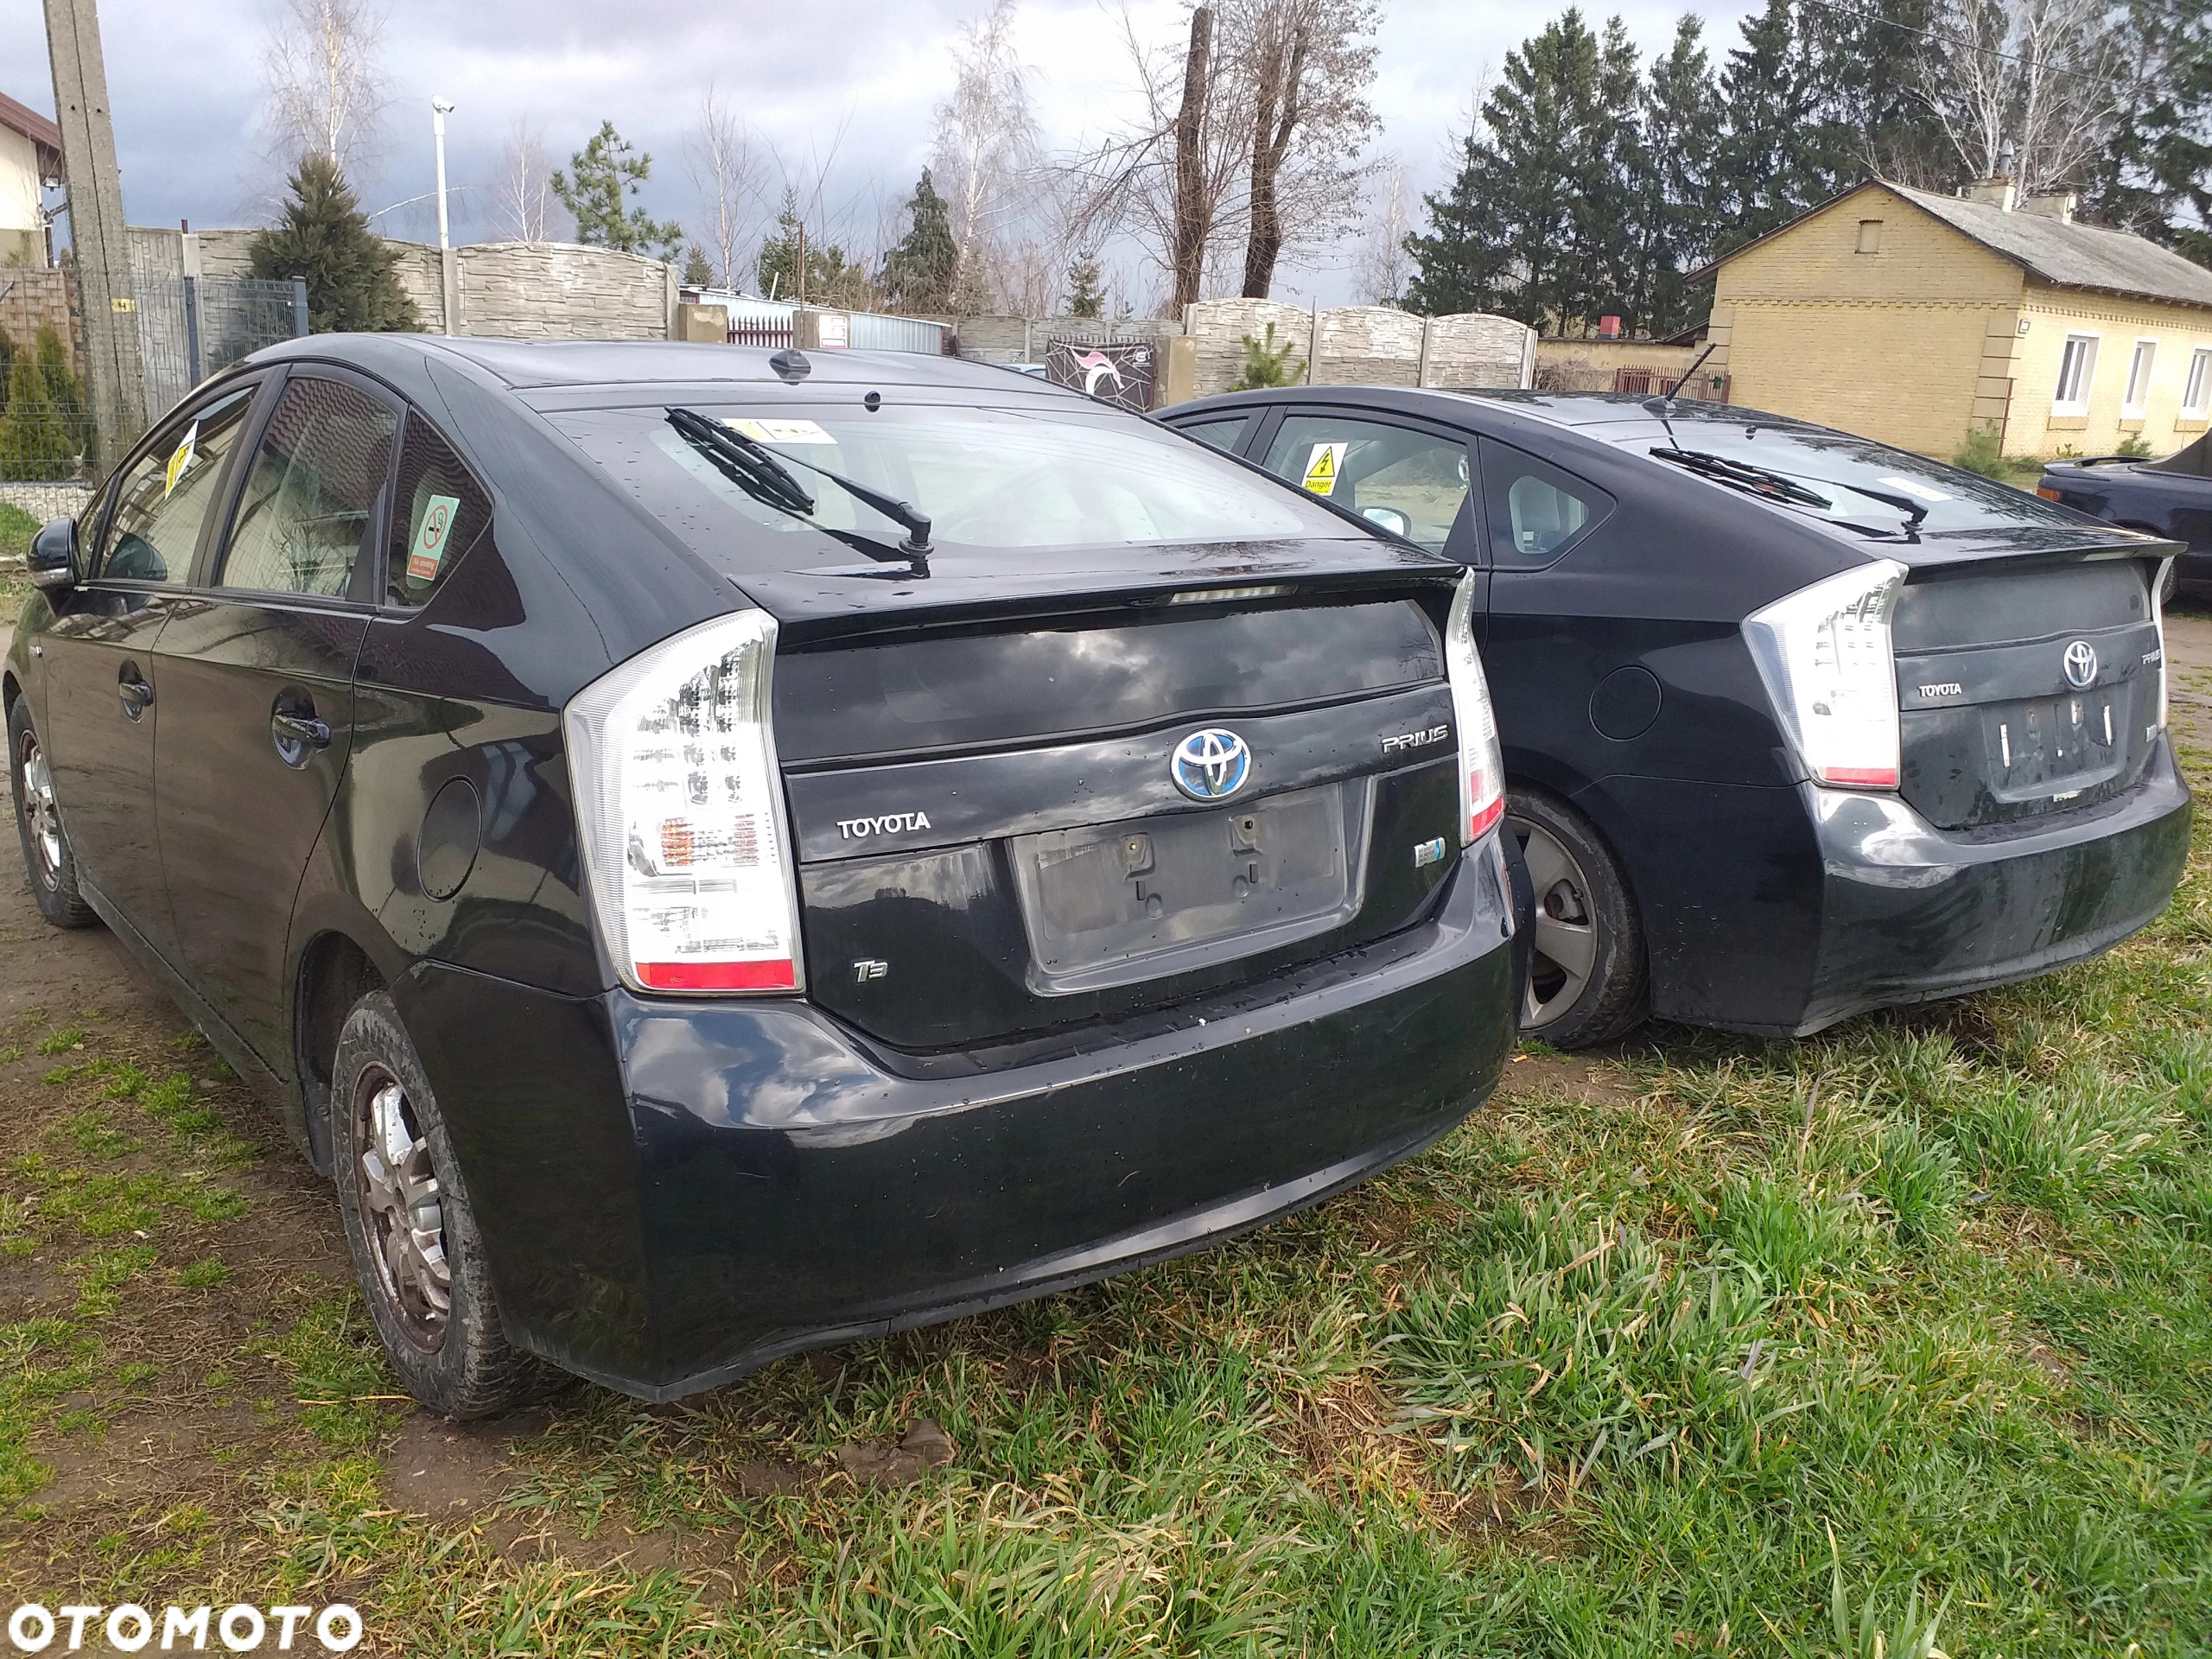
[1694, 179, 2212, 311]
[0, 91, 62, 168]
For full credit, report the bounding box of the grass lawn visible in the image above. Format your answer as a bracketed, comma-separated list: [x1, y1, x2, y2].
[0, 503, 38, 615]
[0, 657, 2207, 1652]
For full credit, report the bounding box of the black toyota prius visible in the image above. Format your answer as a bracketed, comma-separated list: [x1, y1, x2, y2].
[4, 338, 1525, 1414]
[1162, 385, 2192, 1047]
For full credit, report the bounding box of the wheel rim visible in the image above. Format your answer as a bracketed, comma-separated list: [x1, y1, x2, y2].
[16, 728, 63, 893]
[350, 1064, 451, 1351]
[1507, 815, 1600, 1032]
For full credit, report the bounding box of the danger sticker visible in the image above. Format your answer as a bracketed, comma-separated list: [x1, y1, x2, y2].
[727, 417, 835, 445]
[1302, 442, 1346, 495]
[407, 493, 462, 582]
[163, 423, 199, 498]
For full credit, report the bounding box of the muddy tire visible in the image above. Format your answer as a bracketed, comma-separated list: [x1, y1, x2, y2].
[330, 990, 548, 1418]
[1504, 787, 1648, 1049]
[8, 698, 97, 929]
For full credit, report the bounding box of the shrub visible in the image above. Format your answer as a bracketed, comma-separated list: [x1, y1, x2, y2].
[1951, 425, 2010, 478]
[1232, 322, 1303, 391]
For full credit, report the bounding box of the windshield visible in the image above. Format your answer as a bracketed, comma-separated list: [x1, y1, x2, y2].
[1631, 413, 2083, 533]
[547, 402, 1340, 567]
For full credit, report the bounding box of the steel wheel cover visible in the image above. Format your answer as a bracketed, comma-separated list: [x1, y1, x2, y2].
[351, 1065, 452, 1351]
[17, 729, 62, 892]
[1507, 816, 1599, 1031]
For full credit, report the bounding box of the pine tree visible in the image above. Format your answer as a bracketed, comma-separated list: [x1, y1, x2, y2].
[1065, 253, 1104, 318]
[0, 345, 73, 480]
[880, 170, 960, 313]
[1633, 17, 1724, 335]
[33, 327, 92, 462]
[753, 191, 874, 307]
[553, 122, 683, 260]
[2083, 0, 2212, 258]
[682, 245, 715, 287]
[248, 155, 420, 334]
[1231, 322, 1303, 390]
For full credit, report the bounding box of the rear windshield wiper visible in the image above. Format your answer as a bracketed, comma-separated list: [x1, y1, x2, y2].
[666, 407, 933, 577]
[1649, 445, 1926, 539]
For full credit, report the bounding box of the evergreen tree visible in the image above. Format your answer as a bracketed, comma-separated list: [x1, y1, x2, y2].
[753, 191, 874, 307]
[553, 122, 683, 260]
[1633, 17, 1724, 335]
[682, 245, 715, 287]
[33, 327, 92, 462]
[248, 154, 420, 334]
[1065, 252, 1104, 319]
[880, 170, 960, 313]
[2083, 0, 2212, 259]
[0, 345, 73, 480]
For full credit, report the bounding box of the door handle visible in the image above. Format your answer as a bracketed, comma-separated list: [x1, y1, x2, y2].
[118, 669, 153, 720]
[271, 710, 333, 750]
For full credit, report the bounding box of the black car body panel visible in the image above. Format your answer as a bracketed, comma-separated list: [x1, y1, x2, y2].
[1161, 386, 2190, 1037]
[3, 337, 1519, 1398]
[2037, 434, 2212, 595]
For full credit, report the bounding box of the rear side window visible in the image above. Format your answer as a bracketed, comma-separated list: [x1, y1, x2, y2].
[1480, 440, 1611, 566]
[1259, 414, 1472, 551]
[220, 376, 397, 598]
[384, 416, 492, 607]
[95, 387, 258, 584]
[1175, 415, 1249, 454]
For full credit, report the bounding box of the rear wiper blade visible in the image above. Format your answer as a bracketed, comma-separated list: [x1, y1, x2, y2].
[1649, 445, 1833, 509]
[666, 407, 933, 576]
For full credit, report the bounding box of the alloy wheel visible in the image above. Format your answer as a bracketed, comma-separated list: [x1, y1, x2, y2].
[351, 1065, 452, 1351]
[1507, 816, 1599, 1031]
[17, 728, 62, 892]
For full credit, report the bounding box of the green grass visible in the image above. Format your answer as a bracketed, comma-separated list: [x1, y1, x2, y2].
[1, 734, 2209, 1652]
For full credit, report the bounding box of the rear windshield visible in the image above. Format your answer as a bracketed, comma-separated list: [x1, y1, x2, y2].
[546, 402, 1339, 566]
[1629, 413, 2082, 533]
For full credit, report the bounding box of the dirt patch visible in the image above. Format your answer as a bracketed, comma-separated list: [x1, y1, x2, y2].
[833, 1417, 957, 1486]
[1495, 1050, 1647, 1108]
[384, 1408, 548, 1517]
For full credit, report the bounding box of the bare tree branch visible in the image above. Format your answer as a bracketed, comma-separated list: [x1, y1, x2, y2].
[261, 0, 390, 173]
[1913, 0, 2121, 196]
[685, 83, 766, 289]
[490, 118, 561, 242]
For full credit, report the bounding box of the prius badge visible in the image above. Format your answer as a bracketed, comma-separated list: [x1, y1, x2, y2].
[1171, 728, 1252, 800]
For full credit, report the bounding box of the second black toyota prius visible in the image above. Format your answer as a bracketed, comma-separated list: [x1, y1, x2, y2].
[1163, 385, 2191, 1047]
[6, 339, 1524, 1414]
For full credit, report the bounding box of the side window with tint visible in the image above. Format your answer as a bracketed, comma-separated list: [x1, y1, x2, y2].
[219, 377, 397, 598]
[1175, 415, 1249, 454]
[1479, 439, 1611, 566]
[94, 387, 258, 584]
[1260, 414, 1471, 550]
[384, 414, 491, 608]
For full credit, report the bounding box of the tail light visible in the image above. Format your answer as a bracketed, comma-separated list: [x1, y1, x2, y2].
[2036, 486, 2063, 501]
[1743, 559, 1907, 790]
[563, 610, 804, 995]
[2152, 555, 2173, 734]
[1444, 570, 1507, 843]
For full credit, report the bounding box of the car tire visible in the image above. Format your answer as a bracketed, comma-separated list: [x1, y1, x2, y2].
[8, 699, 98, 930]
[1504, 787, 1647, 1048]
[330, 990, 549, 1418]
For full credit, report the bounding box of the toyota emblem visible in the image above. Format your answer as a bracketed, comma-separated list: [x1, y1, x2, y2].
[1171, 728, 1252, 800]
[2063, 639, 2098, 689]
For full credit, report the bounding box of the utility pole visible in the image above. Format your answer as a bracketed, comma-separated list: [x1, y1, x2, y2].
[44, 0, 144, 468]
[432, 98, 456, 336]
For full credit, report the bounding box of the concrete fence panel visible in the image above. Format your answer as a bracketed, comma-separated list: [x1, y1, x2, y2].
[457, 242, 674, 340]
[1314, 305, 1427, 387]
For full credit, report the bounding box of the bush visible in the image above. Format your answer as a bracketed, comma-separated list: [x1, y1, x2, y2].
[1951, 426, 2010, 478]
[1232, 322, 1303, 391]
[0, 341, 79, 482]
[2114, 432, 2155, 459]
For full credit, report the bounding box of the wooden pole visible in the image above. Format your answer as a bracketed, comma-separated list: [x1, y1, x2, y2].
[44, 0, 145, 467]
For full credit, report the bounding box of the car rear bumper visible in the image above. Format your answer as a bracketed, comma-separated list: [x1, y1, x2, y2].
[1584, 740, 2190, 1038]
[1791, 740, 2191, 1033]
[397, 842, 1520, 1401]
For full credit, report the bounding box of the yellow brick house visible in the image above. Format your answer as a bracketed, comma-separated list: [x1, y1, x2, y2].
[1694, 178, 2212, 461]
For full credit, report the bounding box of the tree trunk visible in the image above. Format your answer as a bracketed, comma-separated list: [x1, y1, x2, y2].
[1171, 6, 1214, 314]
[1241, 24, 1307, 300]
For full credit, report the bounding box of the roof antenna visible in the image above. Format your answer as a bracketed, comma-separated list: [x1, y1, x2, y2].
[1643, 340, 1720, 439]
[769, 348, 811, 385]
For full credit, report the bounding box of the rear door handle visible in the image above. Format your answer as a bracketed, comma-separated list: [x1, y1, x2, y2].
[270, 709, 332, 761]
[118, 669, 153, 720]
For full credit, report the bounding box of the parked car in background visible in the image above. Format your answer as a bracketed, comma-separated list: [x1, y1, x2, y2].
[1161, 386, 2191, 1048]
[2038, 436, 2212, 601]
[6, 339, 1528, 1415]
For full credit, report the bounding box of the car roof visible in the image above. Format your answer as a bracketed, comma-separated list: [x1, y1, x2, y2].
[244, 332, 1083, 401]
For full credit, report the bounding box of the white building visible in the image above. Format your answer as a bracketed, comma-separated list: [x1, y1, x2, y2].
[0, 91, 62, 268]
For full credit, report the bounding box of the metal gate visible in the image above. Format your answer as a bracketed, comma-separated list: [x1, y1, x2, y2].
[136, 275, 307, 424]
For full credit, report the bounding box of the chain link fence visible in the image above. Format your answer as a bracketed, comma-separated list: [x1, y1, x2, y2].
[1, 270, 306, 483]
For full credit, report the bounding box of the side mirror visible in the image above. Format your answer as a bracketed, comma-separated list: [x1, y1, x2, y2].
[1360, 505, 1413, 539]
[28, 518, 80, 592]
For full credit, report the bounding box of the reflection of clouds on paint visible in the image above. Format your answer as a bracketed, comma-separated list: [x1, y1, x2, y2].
[3, 0, 1760, 304]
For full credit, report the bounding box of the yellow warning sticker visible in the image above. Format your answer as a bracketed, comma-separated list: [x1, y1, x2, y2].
[727, 417, 836, 445]
[407, 493, 462, 582]
[162, 423, 199, 499]
[1302, 442, 1346, 495]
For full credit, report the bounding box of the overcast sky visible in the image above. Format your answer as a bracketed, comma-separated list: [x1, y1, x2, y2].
[3, 0, 1761, 308]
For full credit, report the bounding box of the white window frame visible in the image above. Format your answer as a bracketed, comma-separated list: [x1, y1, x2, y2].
[2182, 346, 2210, 416]
[2121, 337, 2157, 418]
[2054, 332, 2100, 416]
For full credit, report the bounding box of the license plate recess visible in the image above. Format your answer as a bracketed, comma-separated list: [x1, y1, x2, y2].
[1010, 780, 1369, 995]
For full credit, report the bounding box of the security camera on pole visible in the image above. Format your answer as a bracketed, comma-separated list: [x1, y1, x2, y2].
[432, 97, 456, 335]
